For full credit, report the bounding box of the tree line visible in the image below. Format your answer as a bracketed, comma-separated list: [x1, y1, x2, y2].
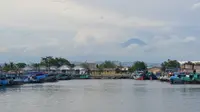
[0, 56, 74, 72]
[0, 56, 185, 73]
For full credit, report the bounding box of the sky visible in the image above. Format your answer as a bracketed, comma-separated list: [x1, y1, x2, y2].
[0, 0, 200, 63]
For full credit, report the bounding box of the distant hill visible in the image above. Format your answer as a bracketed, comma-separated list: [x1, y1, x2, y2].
[121, 38, 146, 48]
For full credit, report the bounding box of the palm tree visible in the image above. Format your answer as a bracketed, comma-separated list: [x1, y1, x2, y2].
[32, 63, 40, 71]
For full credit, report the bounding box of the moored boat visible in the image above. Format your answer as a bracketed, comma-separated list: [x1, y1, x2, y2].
[22, 72, 47, 83]
[0, 74, 24, 86]
[181, 74, 193, 84]
[159, 76, 170, 82]
[56, 73, 71, 80]
[170, 72, 188, 84]
[72, 74, 90, 79]
[0, 77, 9, 86]
[193, 73, 200, 84]
[146, 72, 158, 80]
[44, 73, 58, 82]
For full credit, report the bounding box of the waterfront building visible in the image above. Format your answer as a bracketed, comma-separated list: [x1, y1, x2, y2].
[180, 62, 200, 73]
[39, 66, 47, 72]
[49, 66, 58, 73]
[148, 67, 161, 74]
[72, 65, 87, 75]
[23, 66, 34, 72]
[58, 65, 71, 74]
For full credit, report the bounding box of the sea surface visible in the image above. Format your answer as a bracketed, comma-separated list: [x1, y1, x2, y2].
[1, 80, 200, 112]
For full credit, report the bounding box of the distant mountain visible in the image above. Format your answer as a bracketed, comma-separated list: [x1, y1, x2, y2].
[121, 38, 146, 48]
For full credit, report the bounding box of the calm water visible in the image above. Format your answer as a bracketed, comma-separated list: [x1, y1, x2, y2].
[1, 80, 200, 112]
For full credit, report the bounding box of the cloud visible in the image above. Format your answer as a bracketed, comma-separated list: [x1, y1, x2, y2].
[0, 0, 165, 30]
[0, 47, 8, 53]
[183, 36, 196, 42]
[0, 0, 200, 62]
[192, 2, 200, 10]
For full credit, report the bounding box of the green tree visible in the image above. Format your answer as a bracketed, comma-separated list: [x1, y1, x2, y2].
[161, 59, 180, 71]
[16, 63, 26, 69]
[96, 64, 104, 75]
[54, 57, 71, 67]
[0, 66, 2, 72]
[2, 62, 17, 72]
[99, 61, 116, 68]
[31, 63, 40, 71]
[3, 63, 10, 72]
[129, 61, 147, 72]
[10, 62, 16, 70]
[40, 56, 53, 68]
[40, 56, 72, 68]
[81, 63, 89, 69]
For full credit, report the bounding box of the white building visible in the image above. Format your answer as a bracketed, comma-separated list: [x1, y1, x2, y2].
[39, 66, 47, 71]
[50, 66, 58, 73]
[23, 66, 34, 71]
[58, 65, 71, 74]
[72, 66, 86, 75]
[178, 61, 200, 65]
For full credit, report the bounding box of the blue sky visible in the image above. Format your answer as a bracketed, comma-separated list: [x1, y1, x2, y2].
[0, 0, 200, 63]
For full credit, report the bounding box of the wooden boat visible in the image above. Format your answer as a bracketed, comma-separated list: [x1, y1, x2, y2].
[44, 73, 58, 82]
[182, 73, 200, 84]
[56, 73, 71, 80]
[160, 76, 170, 82]
[181, 74, 194, 84]
[22, 72, 47, 83]
[0, 77, 9, 86]
[170, 72, 191, 84]
[72, 74, 90, 79]
[133, 71, 145, 80]
[146, 72, 158, 80]
[193, 74, 200, 84]
[134, 71, 158, 80]
[170, 74, 184, 84]
[0, 74, 24, 86]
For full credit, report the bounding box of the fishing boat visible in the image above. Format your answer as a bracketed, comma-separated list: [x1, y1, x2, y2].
[181, 74, 193, 84]
[133, 71, 145, 80]
[56, 73, 71, 80]
[181, 73, 200, 84]
[160, 72, 174, 82]
[159, 76, 170, 82]
[72, 74, 90, 79]
[0, 74, 23, 86]
[6, 74, 24, 85]
[169, 72, 187, 84]
[193, 73, 200, 84]
[0, 76, 9, 86]
[44, 73, 58, 82]
[133, 71, 157, 80]
[146, 72, 158, 80]
[22, 72, 47, 83]
[79, 74, 90, 79]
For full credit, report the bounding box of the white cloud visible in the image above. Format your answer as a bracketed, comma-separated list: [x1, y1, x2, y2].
[0, 0, 200, 62]
[183, 36, 196, 42]
[192, 2, 200, 10]
[0, 0, 165, 30]
[0, 47, 8, 53]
